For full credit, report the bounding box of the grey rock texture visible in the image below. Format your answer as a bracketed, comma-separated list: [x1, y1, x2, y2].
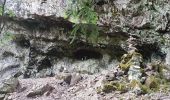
[6, 0, 68, 19]
[6, 71, 170, 100]
[0, 0, 170, 99]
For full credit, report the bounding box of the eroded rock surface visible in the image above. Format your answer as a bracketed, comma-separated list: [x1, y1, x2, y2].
[0, 0, 170, 100]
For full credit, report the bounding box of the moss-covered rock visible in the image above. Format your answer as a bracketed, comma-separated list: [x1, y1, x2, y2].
[145, 75, 160, 90]
[119, 52, 142, 71]
[150, 63, 165, 73]
[115, 82, 127, 93]
[102, 82, 117, 93]
[128, 79, 151, 94]
[119, 51, 143, 82]
[151, 63, 170, 81]
[101, 81, 128, 93]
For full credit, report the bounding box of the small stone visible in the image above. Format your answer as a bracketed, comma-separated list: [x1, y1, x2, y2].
[162, 69, 170, 81]
[0, 78, 19, 94]
[105, 71, 115, 81]
[70, 73, 82, 86]
[17, 87, 27, 93]
[114, 68, 124, 77]
[133, 84, 142, 95]
[128, 65, 142, 82]
[27, 84, 54, 97]
[56, 73, 73, 85]
[14, 71, 23, 78]
[129, 80, 142, 95]
[0, 94, 5, 100]
[63, 73, 72, 84]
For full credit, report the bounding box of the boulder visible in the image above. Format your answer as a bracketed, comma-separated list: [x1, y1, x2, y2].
[27, 84, 54, 97]
[0, 78, 19, 94]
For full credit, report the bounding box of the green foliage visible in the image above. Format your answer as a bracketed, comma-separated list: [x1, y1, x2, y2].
[67, 0, 99, 43]
[145, 75, 160, 91]
[0, 1, 15, 45]
[70, 23, 99, 44]
[0, 5, 14, 17]
[101, 81, 128, 93]
[102, 82, 117, 93]
[67, 0, 98, 23]
[0, 32, 14, 46]
[0, 6, 2, 16]
[6, 9, 15, 17]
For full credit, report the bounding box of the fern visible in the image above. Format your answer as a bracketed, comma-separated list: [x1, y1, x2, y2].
[0, 32, 14, 46]
[70, 23, 99, 44]
[67, 0, 99, 43]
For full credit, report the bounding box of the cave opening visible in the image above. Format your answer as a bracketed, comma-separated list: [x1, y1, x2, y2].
[13, 35, 30, 48]
[73, 49, 103, 60]
[136, 43, 166, 61]
[37, 58, 52, 71]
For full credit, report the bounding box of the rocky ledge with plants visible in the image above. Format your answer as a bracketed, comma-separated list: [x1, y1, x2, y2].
[0, 0, 170, 100]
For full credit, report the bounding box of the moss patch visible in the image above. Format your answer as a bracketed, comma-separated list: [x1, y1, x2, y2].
[145, 75, 160, 91]
[102, 82, 117, 93]
[101, 81, 127, 93]
[119, 52, 142, 71]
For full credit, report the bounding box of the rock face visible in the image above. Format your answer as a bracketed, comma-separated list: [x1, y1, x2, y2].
[0, 0, 170, 99]
[0, 18, 127, 79]
[5, 0, 170, 33]
[165, 48, 170, 66]
[6, 0, 68, 19]
[0, 77, 19, 99]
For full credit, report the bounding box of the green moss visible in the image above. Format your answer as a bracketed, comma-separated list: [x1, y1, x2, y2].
[102, 81, 128, 93]
[145, 75, 160, 90]
[141, 85, 150, 94]
[137, 75, 170, 94]
[119, 52, 142, 71]
[129, 80, 141, 88]
[110, 81, 127, 92]
[102, 82, 117, 93]
[150, 63, 170, 80]
[119, 54, 132, 71]
[96, 87, 102, 94]
[151, 63, 164, 73]
[140, 68, 145, 74]
[161, 82, 170, 92]
[116, 83, 127, 92]
[119, 63, 131, 71]
[129, 80, 151, 94]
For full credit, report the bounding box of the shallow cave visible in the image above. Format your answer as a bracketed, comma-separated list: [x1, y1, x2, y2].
[16, 17, 73, 32]
[95, 0, 107, 5]
[73, 49, 103, 60]
[2, 51, 14, 57]
[46, 48, 61, 57]
[13, 35, 30, 48]
[37, 58, 52, 71]
[136, 43, 166, 61]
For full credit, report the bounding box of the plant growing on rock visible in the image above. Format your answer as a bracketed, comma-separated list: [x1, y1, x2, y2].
[66, 0, 99, 43]
[0, 0, 6, 34]
[0, 0, 14, 45]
